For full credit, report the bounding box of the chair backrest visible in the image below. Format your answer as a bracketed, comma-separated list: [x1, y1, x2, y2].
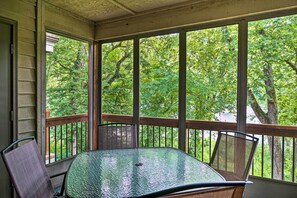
[1, 137, 54, 198]
[210, 130, 258, 181]
[98, 123, 137, 150]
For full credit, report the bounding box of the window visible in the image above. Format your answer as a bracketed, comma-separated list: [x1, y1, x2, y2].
[46, 33, 88, 162]
[186, 25, 238, 160]
[46, 33, 88, 117]
[98, 13, 297, 184]
[139, 34, 179, 147]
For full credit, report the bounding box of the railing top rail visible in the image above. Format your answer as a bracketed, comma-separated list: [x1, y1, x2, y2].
[46, 113, 88, 127]
[46, 113, 297, 138]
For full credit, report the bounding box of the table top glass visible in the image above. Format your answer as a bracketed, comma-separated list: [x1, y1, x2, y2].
[66, 147, 225, 198]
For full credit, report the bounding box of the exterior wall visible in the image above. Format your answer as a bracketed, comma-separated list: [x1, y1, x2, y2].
[0, 0, 37, 139]
[95, 0, 297, 40]
[0, 0, 94, 143]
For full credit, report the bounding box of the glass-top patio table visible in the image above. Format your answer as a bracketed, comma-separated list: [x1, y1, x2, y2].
[65, 147, 225, 198]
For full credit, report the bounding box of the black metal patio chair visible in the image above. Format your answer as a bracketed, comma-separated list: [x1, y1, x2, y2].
[98, 122, 137, 150]
[1, 136, 66, 198]
[209, 130, 259, 181]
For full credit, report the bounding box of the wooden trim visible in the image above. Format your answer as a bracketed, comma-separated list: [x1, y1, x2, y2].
[178, 30, 187, 151]
[0, 15, 18, 147]
[186, 120, 237, 131]
[95, 0, 297, 40]
[46, 113, 297, 138]
[93, 42, 99, 150]
[46, 114, 88, 127]
[237, 20, 248, 132]
[133, 37, 140, 145]
[246, 123, 297, 138]
[102, 114, 133, 124]
[98, 41, 103, 125]
[141, 117, 179, 128]
[88, 42, 94, 150]
[36, 0, 46, 154]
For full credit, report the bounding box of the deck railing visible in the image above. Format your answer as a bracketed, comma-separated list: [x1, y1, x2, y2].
[45, 114, 88, 164]
[45, 113, 297, 183]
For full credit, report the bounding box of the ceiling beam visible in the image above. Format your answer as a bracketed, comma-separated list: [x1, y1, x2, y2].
[107, 0, 136, 15]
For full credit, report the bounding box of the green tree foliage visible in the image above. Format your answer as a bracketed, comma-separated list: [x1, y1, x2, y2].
[248, 15, 297, 179]
[46, 36, 88, 117]
[102, 41, 134, 115]
[140, 34, 179, 118]
[187, 25, 238, 121]
[248, 15, 297, 125]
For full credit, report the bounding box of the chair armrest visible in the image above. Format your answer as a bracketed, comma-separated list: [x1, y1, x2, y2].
[50, 171, 67, 197]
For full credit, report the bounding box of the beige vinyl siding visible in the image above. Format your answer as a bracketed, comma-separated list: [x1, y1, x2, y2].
[0, 0, 37, 137]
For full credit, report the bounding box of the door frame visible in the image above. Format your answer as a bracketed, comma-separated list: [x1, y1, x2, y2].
[0, 16, 17, 144]
[0, 16, 17, 198]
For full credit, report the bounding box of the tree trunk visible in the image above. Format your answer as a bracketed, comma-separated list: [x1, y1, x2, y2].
[248, 62, 282, 180]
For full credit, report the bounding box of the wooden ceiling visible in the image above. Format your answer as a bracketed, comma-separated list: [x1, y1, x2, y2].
[44, 0, 209, 22]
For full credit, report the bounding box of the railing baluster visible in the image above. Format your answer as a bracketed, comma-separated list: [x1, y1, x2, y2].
[76, 122, 78, 154]
[141, 125, 144, 147]
[80, 122, 83, 153]
[165, 127, 167, 147]
[272, 136, 274, 179]
[125, 123, 127, 148]
[60, 125, 63, 160]
[209, 130, 212, 163]
[187, 129, 190, 153]
[194, 129, 197, 158]
[225, 132, 228, 171]
[202, 130, 204, 162]
[153, 126, 155, 147]
[282, 136, 285, 181]
[147, 125, 149, 147]
[85, 122, 87, 151]
[71, 123, 74, 156]
[48, 127, 51, 164]
[54, 126, 57, 162]
[293, 138, 296, 183]
[171, 127, 173, 148]
[66, 124, 68, 158]
[120, 123, 123, 148]
[159, 126, 161, 147]
[261, 135, 264, 177]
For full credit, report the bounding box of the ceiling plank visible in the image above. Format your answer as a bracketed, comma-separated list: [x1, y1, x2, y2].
[107, 0, 136, 15]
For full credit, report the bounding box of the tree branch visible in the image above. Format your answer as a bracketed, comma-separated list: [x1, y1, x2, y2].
[247, 88, 269, 123]
[285, 60, 297, 75]
[284, 48, 297, 75]
[105, 50, 131, 87]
